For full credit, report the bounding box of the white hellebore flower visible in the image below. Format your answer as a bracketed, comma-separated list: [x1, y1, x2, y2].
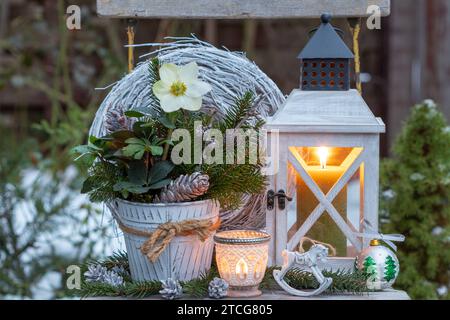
[153, 62, 212, 112]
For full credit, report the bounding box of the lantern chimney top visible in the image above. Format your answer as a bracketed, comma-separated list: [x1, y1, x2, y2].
[298, 13, 354, 91]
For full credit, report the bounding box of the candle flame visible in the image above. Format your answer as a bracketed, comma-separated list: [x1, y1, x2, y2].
[236, 258, 248, 280]
[317, 147, 329, 169]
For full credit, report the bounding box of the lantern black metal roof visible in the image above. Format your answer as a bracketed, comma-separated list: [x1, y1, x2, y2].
[298, 14, 354, 91]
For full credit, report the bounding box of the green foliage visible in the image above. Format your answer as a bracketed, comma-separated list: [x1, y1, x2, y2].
[182, 268, 220, 298]
[0, 3, 187, 299]
[262, 267, 369, 294]
[71, 58, 174, 203]
[73, 90, 267, 210]
[203, 163, 266, 210]
[2, 0, 125, 171]
[82, 160, 123, 202]
[380, 100, 450, 299]
[220, 91, 258, 130]
[0, 8, 120, 292]
[97, 251, 130, 272]
[80, 253, 368, 298]
[200, 91, 267, 209]
[73, 122, 175, 202]
[0, 127, 109, 299]
[123, 281, 162, 298]
[80, 282, 124, 298]
[149, 58, 161, 96]
[122, 137, 164, 159]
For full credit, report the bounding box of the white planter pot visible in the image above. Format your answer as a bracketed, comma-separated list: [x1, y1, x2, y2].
[112, 198, 220, 282]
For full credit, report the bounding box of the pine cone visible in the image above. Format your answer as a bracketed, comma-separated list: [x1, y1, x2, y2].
[159, 278, 183, 300]
[84, 264, 124, 287]
[111, 265, 130, 278]
[105, 108, 136, 133]
[84, 264, 108, 283]
[102, 270, 124, 287]
[208, 277, 229, 299]
[154, 172, 209, 203]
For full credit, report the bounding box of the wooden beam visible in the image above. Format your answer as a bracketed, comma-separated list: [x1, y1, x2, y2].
[97, 0, 390, 19]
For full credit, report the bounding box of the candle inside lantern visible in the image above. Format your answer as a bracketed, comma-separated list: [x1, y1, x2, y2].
[236, 259, 248, 280]
[296, 147, 348, 256]
[214, 230, 270, 297]
[318, 146, 329, 169]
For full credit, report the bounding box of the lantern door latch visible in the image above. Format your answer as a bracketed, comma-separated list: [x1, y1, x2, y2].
[267, 190, 293, 210]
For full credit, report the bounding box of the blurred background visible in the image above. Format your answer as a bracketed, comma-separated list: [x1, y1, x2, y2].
[0, 0, 449, 299]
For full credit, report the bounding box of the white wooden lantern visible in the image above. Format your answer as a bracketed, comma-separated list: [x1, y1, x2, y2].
[265, 89, 385, 268]
[264, 14, 385, 270]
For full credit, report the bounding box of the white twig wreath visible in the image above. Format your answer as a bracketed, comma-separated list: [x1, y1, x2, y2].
[89, 36, 285, 229]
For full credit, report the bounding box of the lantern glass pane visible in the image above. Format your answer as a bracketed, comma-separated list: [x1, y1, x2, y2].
[287, 146, 364, 257]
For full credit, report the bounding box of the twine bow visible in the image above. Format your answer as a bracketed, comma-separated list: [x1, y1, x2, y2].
[298, 236, 337, 257]
[354, 220, 405, 251]
[115, 217, 220, 263]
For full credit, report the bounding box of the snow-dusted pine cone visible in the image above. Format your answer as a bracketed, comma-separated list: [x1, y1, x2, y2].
[84, 264, 108, 283]
[111, 265, 129, 278]
[102, 270, 124, 287]
[84, 264, 124, 287]
[154, 172, 209, 203]
[208, 277, 229, 299]
[105, 108, 136, 133]
[159, 278, 183, 300]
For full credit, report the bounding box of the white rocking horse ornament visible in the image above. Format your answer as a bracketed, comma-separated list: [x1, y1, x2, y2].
[273, 244, 333, 296]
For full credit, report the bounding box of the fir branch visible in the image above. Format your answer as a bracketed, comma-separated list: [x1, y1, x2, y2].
[262, 267, 369, 294]
[220, 91, 255, 130]
[80, 253, 369, 298]
[148, 57, 161, 110]
[149, 57, 161, 83]
[204, 163, 267, 210]
[100, 251, 129, 271]
[260, 266, 280, 290]
[84, 160, 122, 203]
[322, 269, 369, 295]
[182, 268, 219, 298]
[124, 281, 161, 298]
[80, 281, 123, 297]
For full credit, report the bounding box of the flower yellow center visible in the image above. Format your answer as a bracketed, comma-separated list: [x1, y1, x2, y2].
[170, 81, 187, 97]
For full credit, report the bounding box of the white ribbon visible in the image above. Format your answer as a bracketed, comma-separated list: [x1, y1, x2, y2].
[354, 220, 405, 251]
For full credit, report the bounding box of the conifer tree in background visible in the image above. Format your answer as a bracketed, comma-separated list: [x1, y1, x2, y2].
[380, 100, 450, 299]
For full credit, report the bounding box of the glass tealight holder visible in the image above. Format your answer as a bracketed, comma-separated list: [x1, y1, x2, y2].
[214, 230, 271, 297]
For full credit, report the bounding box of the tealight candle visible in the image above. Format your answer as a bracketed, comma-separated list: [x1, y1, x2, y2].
[214, 230, 270, 297]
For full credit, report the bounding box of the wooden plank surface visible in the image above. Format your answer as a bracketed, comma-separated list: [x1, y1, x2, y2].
[96, 0, 391, 19]
[86, 289, 410, 300]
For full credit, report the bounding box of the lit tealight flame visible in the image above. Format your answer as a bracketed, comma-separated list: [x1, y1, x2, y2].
[317, 147, 329, 169]
[236, 258, 249, 280]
